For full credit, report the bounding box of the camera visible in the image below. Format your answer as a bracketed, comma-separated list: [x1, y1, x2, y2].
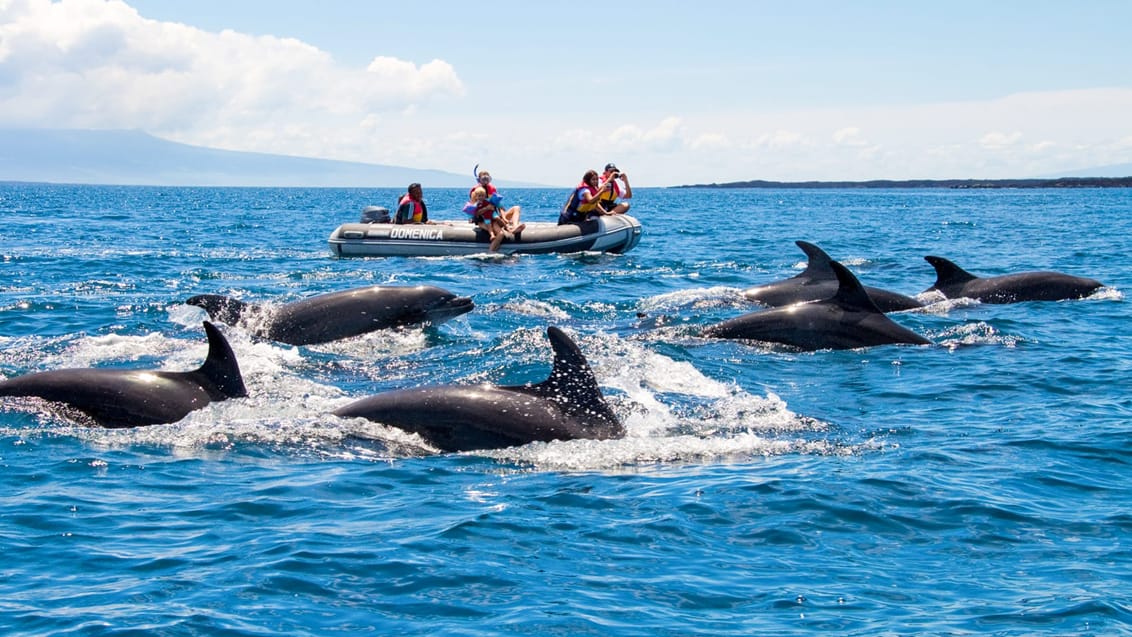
[611, 172, 620, 179]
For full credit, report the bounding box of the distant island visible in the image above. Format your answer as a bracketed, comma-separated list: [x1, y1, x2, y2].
[678, 177, 1132, 189]
[4, 128, 1130, 189]
[0, 128, 544, 188]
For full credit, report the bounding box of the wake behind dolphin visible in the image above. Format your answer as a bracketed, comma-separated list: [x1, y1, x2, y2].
[186, 284, 474, 345]
[707, 261, 933, 351]
[0, 322, 246, 428]
[922, 256, 1104, 304]
[333, 326, 623, 452]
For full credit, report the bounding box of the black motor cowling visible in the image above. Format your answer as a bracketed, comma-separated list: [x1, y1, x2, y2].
[360, 206, 390, 223]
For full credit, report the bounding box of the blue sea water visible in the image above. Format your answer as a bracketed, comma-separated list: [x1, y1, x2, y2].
[1, 183, 1130, 636]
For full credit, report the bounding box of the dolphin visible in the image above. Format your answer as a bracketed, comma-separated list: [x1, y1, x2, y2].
[333, 326, 624, 452]
[742, 240, 923, 312]
[0, 321, 246, 428]
[186, 285, 474, 345]
[706, 261, 933, 351]
[922, 256, 1104, 304]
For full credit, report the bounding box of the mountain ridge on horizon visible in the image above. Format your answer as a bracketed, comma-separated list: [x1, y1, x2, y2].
[0, 128, 544, 188]
[2, 128, 1129, 189]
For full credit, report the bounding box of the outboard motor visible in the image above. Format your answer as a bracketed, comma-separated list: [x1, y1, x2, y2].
[360, 205, 390, 224]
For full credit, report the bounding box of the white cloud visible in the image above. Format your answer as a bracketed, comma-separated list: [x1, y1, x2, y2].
[608, 124, 644, 146]
[636, 88, 1132, 182]
[551, 127, 600, 152]
[833, 127, 867, 146]
[430, 87, 1132, 184]
[606, 117, 684, 152]
[689, 132, 731, 151]
[979, 131, 1023, 150]
[1, 1, 1130, 186]
[365, 56, 465, 102]
[0, 0, 464, 157]
[640, 116, 683, 151]
[755, 130, 809, 151]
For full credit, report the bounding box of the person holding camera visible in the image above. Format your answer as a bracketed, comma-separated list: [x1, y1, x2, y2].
[596, 162, 632, 215]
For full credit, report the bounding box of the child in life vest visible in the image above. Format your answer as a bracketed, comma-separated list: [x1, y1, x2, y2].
[463, 186, 522, 252]
[472, 171, 524, 239]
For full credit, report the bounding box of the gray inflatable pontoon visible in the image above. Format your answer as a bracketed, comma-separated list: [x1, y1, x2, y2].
[328, 208, 642, 257]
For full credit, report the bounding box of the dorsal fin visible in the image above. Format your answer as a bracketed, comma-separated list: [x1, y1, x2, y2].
[189, 321, 248, 400]
[796, 240, 835, 279]
[185, 294, 251, 324]
[510, 327, 621, 434]
[830, 261, 883, 313]
[924, 255, 978, 288]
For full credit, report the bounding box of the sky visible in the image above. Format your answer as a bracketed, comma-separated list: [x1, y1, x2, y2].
[1, 0, 1131, 186]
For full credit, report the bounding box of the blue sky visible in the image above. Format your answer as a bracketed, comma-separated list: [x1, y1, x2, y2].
[3, 0, 1130, 185]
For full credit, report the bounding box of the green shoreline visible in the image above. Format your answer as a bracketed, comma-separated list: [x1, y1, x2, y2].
[677, 176, 1132, 189]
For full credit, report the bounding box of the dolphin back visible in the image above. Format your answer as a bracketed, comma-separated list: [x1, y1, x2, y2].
[188, 321, 248, 400]
[185, 294, 251, 324]
[830, 261, 883, 313]
[795, 240, 834, 278]
[707, 262, 932, 350]
[923, 255, 978, 293]
[333, 326, 624, 451]
[745, 241, 921, 311]
[195, 285, 475, 346]
[0, 321, 246, 427]
[923, 256, 1103, 302]
[741, 241, 827, 305]
[509, 327, 623, 438]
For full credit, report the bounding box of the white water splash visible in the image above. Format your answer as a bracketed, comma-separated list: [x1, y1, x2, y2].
[933, 321, 1022, 349]
[638, 286, 745, 314]
[3, 325, 841, 468]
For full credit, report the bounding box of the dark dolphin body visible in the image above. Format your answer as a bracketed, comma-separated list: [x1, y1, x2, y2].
[0, 322, 246, 428]
[186, 285, 474, 345]
[706, 261, 933, 351]
[922, 256, 1104, 304]
[742, 240, 923, 312]
[334, 326, 623, 452]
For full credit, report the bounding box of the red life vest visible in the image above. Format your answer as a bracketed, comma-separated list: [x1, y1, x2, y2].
[597, 180, 621, 204]
[574, 182, 600, 212]
[398, 194, 424, 223]
[470, 183, 498, 199]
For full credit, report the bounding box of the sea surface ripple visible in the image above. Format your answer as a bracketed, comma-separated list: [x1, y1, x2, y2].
[1, 183, 1130, 635]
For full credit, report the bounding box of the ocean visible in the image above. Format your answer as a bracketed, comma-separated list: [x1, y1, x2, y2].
[1, 183, 1130, 635]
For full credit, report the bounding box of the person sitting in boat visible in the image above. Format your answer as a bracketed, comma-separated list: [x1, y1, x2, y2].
[473, 169, 523, 235]
[558, 169, 610, 225]
[463, 186, 520, 252]
[394, 183, 432, 224]
[596, 163, 632, 215]
[473, 169, 499, 199]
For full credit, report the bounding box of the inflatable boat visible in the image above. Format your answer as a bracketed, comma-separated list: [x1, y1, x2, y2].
[328, 207, 642, 257]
